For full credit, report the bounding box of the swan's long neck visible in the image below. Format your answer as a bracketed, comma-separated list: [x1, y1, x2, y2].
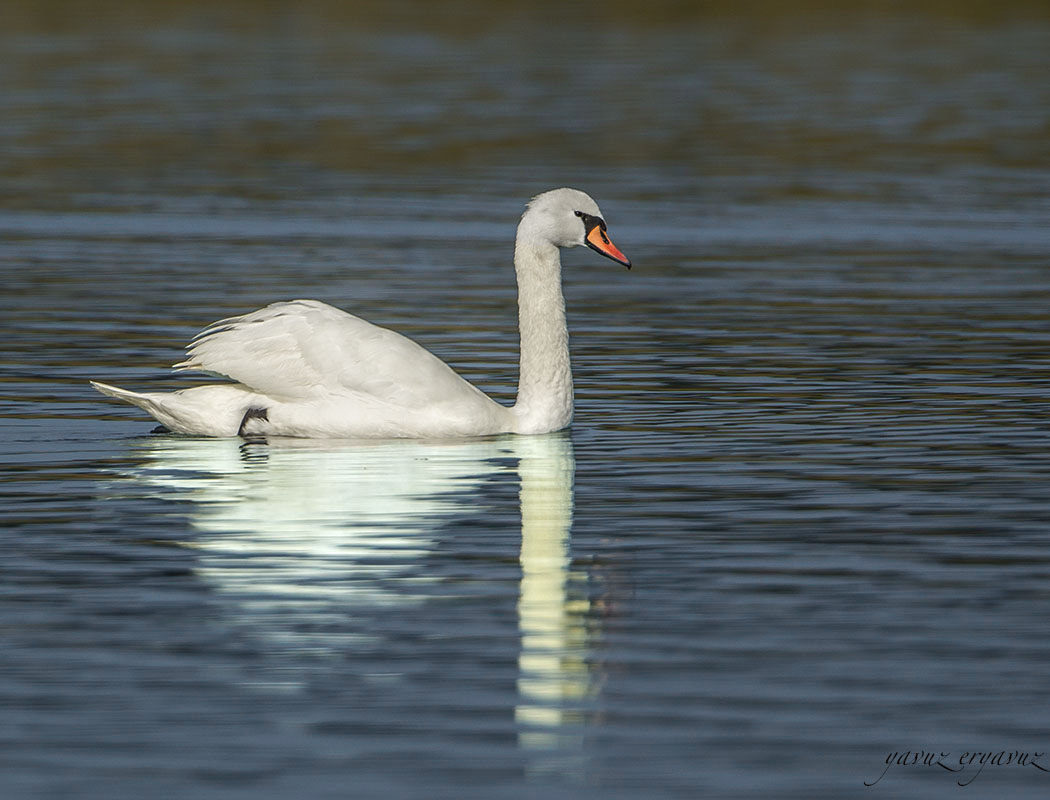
[511, 231, 573, 434]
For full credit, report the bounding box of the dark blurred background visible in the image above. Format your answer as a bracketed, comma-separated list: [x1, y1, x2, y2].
[3, 0, 1048, 212]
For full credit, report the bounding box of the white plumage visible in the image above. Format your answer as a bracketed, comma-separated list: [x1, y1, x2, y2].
[91, 188, 630, 438]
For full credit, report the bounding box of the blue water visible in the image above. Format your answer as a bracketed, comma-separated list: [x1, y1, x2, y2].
[3, 4, 1050, 798]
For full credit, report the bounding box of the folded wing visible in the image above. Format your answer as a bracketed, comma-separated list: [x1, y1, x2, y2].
[175, 299, 491, 409]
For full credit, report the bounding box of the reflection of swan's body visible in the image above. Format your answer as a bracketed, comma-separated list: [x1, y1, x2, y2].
[130, 436, 508, 609]
[122, 432, 591, 766]
[91, 188, 630, 438]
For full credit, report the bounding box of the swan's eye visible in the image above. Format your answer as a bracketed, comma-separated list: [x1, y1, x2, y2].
[576, 211, 605, 235]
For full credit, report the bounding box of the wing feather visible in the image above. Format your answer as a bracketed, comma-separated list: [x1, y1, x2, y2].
[174, 299, 489, 407]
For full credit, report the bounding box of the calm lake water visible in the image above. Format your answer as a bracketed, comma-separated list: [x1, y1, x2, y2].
[3, 3, 1050, 798]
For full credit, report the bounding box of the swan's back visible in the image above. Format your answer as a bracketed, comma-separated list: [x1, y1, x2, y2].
[177, 300, 497, 412]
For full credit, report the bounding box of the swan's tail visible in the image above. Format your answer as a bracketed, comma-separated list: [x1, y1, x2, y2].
[90, 380, 172, 422]
[91, 380, 257, 437]
[91, 380, 153, 409]
[91, 381, 199, 434]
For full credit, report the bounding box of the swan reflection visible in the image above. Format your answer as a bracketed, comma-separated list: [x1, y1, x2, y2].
[130, 435, 500, 612]
[513, 436, 591, 760]
[124, 432, 591, 757]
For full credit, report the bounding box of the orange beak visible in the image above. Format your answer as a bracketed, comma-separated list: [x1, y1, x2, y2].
[586, 225, 631, 269]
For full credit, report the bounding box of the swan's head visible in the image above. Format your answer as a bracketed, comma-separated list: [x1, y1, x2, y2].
[522, 188, 631, 269]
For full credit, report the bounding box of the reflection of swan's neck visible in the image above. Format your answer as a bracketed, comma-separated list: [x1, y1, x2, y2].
[515, 434, 586, 756]
[512, 233, 572, 435]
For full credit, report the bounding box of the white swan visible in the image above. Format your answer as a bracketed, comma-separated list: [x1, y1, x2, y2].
[91, 188, 631, 438]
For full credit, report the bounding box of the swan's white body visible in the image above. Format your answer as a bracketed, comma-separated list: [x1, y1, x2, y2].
[91, 188, 630, 439]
